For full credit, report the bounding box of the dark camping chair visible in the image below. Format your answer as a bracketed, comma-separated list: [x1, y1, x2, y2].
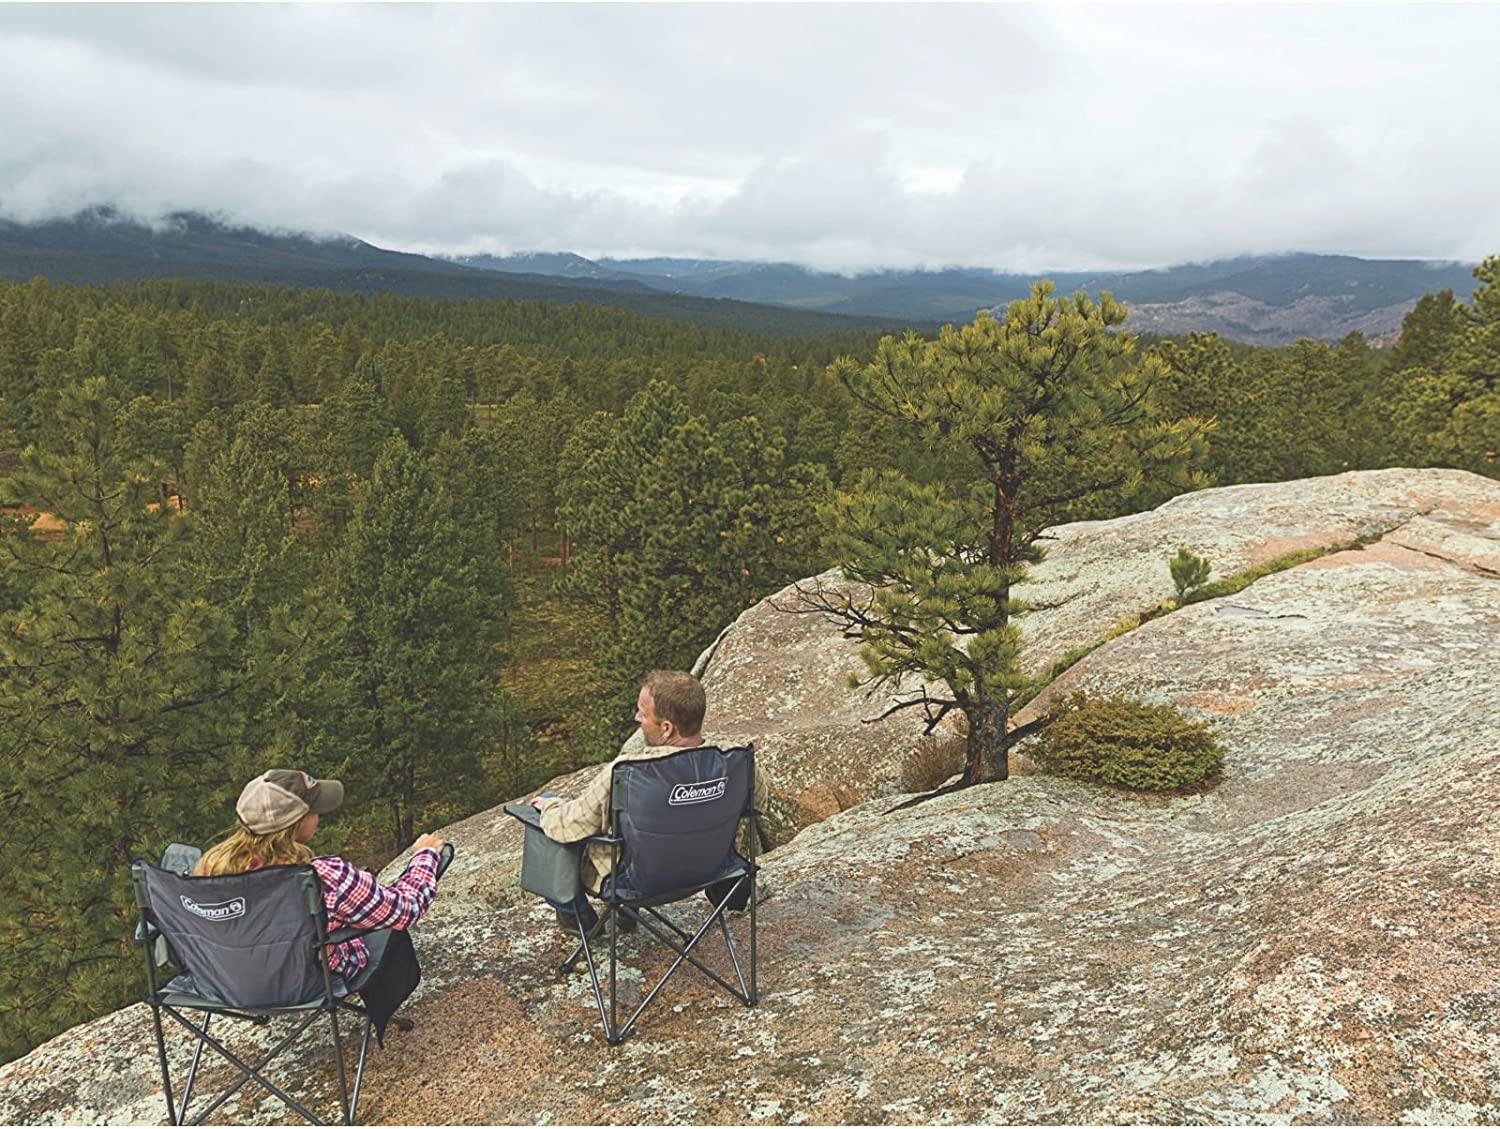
[506, 744, 760, 1045]
[132, 842, 454, 1125]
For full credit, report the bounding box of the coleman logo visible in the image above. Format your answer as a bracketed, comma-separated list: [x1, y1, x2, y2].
[668, 777, 727, 805]
[180, 895, 247, 922]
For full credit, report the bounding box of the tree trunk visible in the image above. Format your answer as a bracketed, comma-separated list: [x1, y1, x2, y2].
[389, 801, 404, 857]
[963, 697, 1009, 784]
[401, 761, 415, 847]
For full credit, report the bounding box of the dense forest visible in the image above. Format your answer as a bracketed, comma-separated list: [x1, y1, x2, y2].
[1, 259, 1496, 1062]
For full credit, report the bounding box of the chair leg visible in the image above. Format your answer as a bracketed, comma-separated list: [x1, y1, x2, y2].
[560, 908, 616, 972]
[615, 897, 739, 1041]
[348, 1017, 373, 1124]
[149, 1003, 179, 1126]
[563, 891, 757, 1044]
[328, 1008, 352, 1125]
[178, 1011, 211, 1121]
[749, 870, 759, 1005]
[718, 914, 751, 1004]
[608, 905, 619, 1044]
[570, 910, 615, 1043]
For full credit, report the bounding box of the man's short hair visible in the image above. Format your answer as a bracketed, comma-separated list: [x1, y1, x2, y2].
[642, 670, 706, 735]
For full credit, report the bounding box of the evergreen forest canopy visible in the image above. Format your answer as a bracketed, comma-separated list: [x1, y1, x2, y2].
[1, 258, 1497, 1063]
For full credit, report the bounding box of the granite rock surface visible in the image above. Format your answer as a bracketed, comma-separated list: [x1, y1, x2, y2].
[3, 467, 1499, 1125]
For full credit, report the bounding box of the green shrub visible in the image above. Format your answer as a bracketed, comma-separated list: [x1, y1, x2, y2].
[1032, 692, 1223, 791]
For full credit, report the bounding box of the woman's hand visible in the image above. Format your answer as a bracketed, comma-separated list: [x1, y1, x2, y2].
[412, 833, 445, 854]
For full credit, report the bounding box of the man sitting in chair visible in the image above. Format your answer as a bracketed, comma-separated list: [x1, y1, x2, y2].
[533, 670, 770, 934]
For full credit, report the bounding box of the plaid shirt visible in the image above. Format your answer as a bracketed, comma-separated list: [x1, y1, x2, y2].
[539, 742, 770, 894]
[311, 848, 441, 979]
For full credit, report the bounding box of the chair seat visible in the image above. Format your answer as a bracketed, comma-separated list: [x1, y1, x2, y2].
[156, 972, 350, 1012]
[603, 852, 752, 907]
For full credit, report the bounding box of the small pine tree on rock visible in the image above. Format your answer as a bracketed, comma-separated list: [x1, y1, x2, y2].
[1169, 547, 1213, 601]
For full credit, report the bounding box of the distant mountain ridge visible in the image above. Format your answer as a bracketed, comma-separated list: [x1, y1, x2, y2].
[463, 249, 1482, 344]
[0, 209, 1481, 344]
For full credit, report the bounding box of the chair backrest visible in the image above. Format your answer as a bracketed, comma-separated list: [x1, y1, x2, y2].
[609, 744, 752, 901]
[131, 861, 328, 1008]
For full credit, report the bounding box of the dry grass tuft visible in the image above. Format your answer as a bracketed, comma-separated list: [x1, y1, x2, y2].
[898, 733, 967, 794]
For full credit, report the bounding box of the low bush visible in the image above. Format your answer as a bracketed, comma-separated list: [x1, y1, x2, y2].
[1032, 692, 1223, 791]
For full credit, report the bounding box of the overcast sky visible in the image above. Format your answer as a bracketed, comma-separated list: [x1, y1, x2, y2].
[2, 3, 1498, 272]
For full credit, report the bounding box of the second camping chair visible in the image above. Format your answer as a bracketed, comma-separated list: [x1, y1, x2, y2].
[132, 842, 453, 1125]
[506, 743, 760, 1044]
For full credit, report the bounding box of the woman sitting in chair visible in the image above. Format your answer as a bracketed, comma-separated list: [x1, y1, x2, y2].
[197, 769, 445, 984]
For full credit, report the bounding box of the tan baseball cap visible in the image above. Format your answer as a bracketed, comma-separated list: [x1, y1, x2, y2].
[236, 770, 345, 835]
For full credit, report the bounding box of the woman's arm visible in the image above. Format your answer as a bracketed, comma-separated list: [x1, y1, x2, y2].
[313, 846, 442, 931]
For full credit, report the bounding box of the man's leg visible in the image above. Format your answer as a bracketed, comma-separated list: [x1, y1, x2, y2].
[545, 891, 639, 935]
[545, 892, 598, 933]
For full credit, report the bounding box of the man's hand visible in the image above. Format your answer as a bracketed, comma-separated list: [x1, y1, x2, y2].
[532, 794, 561, 812]
[411, 832, 445, 853]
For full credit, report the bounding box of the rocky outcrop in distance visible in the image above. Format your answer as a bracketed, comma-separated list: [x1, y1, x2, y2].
[3, 467, 1498, 1124]
[1123, 291, 1420, 346]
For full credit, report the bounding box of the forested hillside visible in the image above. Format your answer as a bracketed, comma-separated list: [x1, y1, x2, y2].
[0, 212, 913, 339]
[1, 259, 1497, 1063]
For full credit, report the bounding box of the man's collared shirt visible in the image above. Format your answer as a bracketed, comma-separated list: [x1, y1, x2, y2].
[538, 741, 771, 894]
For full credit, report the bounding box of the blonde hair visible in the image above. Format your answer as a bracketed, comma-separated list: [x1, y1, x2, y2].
[196, 822, 313, 877]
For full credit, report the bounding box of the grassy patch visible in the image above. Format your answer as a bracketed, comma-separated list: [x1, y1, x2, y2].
[1179, 546, 1329, 605]
[1015, 535, 1375, 712]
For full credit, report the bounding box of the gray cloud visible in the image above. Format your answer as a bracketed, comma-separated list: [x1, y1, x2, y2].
[1, 3, 1497, 271]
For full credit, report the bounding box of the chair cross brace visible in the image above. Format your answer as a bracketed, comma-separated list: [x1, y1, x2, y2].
[154, 1001, 346, 1125]
[561, 873, 755, 1045]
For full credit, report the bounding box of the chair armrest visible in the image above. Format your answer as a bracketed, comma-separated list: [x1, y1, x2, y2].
[326, 925, 383, 946]
[507, 801, 618, 847]
[503, 801, 543, 828]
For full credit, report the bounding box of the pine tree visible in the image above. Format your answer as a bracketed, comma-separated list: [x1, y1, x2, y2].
[1440, 257, 1500, 475]
[1384, 289, 1466, 375]
[556, 386, 691, 632]
[317, 433, 516, 852]
[563, 386, 829, 748]
[809, 287, 1211, 785]
[1383, 258, 1500, 477]
[0, 377, 245, 1060]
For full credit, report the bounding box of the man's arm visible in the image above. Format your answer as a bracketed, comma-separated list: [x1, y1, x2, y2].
[750, 761, 772, 852]
[536, 762, 614, 844]
[751, 762, 771, 814]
